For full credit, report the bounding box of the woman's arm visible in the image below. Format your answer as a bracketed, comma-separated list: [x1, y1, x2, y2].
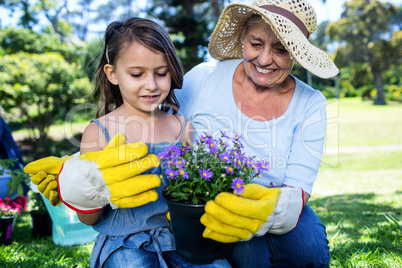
[283, 93, 327, 198]
[76, 121, 109, 225]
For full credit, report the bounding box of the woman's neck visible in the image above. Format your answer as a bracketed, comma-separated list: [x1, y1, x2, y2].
[232, 64, 296, 121]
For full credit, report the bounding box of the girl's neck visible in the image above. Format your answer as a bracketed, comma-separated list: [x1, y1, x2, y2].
[102, 105, 182, 144]
[113, 104, 164, 121]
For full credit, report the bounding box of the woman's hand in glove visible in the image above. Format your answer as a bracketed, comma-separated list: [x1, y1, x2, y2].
[200, 183, 304, 243]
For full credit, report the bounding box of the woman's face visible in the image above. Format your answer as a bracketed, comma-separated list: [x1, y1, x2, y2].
[242, 21, 293, 89]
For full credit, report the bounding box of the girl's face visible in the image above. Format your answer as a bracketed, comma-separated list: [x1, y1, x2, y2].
[105, 41, 171, 115]
[242, 21, 293, 89]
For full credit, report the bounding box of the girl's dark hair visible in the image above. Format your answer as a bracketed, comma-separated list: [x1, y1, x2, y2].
[93, 17, 183, 117]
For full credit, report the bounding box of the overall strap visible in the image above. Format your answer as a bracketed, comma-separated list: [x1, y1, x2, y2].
[91, 119, 111, 142]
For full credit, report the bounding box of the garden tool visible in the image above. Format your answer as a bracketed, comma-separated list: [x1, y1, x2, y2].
[24, 133, 161, 213]
[200, 183, 304, 243]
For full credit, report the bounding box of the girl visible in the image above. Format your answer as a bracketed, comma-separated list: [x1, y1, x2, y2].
[79, 18, 230, 268]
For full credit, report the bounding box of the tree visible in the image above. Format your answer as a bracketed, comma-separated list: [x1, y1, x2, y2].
[0, 27, 80, 61]
[67, 0, 96, 41]
[38, 0, 73, 42]
[328, 0, 401, 105]
[0, 52, 91, 156]
[147, 0, 224, 71]
[93, 0, 141, 29]
[0, 0, 38, 29]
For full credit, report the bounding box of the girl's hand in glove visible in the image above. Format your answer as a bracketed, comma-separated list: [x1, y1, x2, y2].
[24, 133, 161, 213]
[26, 156, 74, 206]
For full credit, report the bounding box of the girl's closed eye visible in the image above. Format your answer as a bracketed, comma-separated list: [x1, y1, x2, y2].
[156, 71, 169, 77]
[131, 73, 142, 78]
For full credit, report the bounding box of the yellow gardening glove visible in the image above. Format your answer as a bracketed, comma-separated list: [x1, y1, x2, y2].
[25, 133, 129, 206]
[25, 133, 161, 213]
[200, 183, 304, 243]
[26, 156, 74, 206]
[24, 133, 126, 206]
[31, 171, 62, 206]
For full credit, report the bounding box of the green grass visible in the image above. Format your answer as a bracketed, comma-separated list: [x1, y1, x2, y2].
[0, 213, 93, 267]
[1, 98, 401, 267]
[312, 151, 401, 267]
[312, 98, 402, 267]
[325, 98, 402, 147]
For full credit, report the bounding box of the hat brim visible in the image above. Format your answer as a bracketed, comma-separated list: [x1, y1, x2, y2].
[208, 3, 339, 79]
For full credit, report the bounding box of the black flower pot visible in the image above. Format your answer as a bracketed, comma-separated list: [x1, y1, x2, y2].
[0, 216, 15, 245]
[30, 211, 52, 239]
[163, 193, 232, 264]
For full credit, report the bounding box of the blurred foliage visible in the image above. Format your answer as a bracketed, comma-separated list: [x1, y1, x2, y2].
[147, 0, 223, 71]
[328, 0, 401, 105]
[0, 52, 91, 157]
[0, 27, 82, 61]
[79, 38, 103, 81]
[0, 158, 29, 197]
[28, 191, 47, 213]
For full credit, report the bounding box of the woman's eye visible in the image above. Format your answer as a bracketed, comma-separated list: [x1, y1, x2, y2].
[275, 47, 288, 54]
[130, 73, 142, 78]
[250, 42, 261, 47]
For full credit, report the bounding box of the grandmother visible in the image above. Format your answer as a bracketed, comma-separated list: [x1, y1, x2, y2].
[176, 0, 338, 267]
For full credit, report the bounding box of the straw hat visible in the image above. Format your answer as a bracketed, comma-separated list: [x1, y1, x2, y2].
[208, 0, 339, 79]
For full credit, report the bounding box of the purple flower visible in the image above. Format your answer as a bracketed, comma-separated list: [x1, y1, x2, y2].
[208, 142, 218, 153]
[157, 150, 169, 159]
[225, 166, 234, 174]
[232, 135, 242, 142]
[219, 152, 231, 163]
[257, 160, 270, 173]
[198, 133, 212, 145]
[199, 168, 213, 180]
[174, 159, 186, 169]
[159, 144, 181, 159]
[165, 168, 179, 179]
[234, 157, 243, 168]
[220, 130, 229, 138]
[180, 142, 190, 154]
[231, 149, 238, 158]
[232, 178, 245, 195]
[203, 137, 218, 154]
[179, 169, 189, 179]
[168, 144, 182, 156]
[245, 157, 254, 168]
[218, 138, 228, 148]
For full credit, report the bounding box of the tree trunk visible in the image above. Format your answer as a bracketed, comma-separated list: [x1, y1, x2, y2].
[371, 67, 387, 105]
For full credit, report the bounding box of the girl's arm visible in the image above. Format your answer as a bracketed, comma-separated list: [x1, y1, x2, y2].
[76, 121, 109, 226]
[182, 119, 194, 144]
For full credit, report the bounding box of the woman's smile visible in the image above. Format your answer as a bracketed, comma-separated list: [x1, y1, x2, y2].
[255, 65, 275, 74]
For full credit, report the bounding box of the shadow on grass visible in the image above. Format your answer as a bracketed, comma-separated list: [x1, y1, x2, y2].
[309, 193, 401, 266]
